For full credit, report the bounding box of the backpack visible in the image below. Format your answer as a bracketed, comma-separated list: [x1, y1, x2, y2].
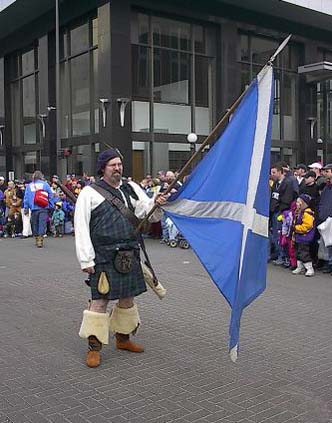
[34, 189, 49, 208]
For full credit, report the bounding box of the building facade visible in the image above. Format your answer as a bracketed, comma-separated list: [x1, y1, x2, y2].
[1, 0, 332, 180]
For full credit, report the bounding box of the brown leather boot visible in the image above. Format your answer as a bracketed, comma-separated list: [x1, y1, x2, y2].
[86, 336, 102, 368]
[36, 236, 43, 248]
[115, 333, 144, 353]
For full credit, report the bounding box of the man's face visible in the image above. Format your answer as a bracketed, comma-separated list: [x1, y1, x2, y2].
[103, 157, 123, 184]
[305, 176, 315, 185]
[298, 168, 306, 177]
[270, 168, 282, 182]
[166, 171, 175, 184]
[325, 169, 332, 181]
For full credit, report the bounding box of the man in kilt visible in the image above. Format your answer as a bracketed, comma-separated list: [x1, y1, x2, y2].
[75, 148, 167, 367]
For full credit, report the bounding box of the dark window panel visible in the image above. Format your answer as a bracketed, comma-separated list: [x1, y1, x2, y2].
[132, 45, 150, 100]
[194, 25, 205, 54]
[70, 53, 90, 136]
[169, 150, 191, 172]
[60, 62, 69, 138]
[153, 49, 191, 104]
[93, 49, 99, 133]
[240, 34, 250, 62]
[152, 17, 190, 51]
[60, 31, 67, 59]
[92, 18, 98, 47]
[0, 58, 4, 125]
[240, 63, 250, 92]
[24, 151, 37, 175]
[22, 75, 36, 144]
[70, 23, 89, 56]
[195, 56, 209, 107]
[21, 49, 35, 76]
[11, 81, 21, 146]
[251, 36, 278, 65]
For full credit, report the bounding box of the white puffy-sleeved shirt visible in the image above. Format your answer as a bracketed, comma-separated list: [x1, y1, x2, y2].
[74, 180, 161, 270]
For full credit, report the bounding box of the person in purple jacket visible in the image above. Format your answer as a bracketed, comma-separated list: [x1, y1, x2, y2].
[23, 170, 54, 248]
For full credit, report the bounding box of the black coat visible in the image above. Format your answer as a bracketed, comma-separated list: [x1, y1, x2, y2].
[270, 177, 294, 214]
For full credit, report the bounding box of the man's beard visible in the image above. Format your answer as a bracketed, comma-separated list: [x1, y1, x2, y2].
[109, 172, 122, 185]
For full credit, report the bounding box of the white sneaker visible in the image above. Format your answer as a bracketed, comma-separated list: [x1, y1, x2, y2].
[304, 262, 314, 277]
[292, 267, 304, 275]
[292, 261, 304, 275]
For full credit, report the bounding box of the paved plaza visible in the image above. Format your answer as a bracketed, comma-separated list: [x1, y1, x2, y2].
[0, 236, 331, 423]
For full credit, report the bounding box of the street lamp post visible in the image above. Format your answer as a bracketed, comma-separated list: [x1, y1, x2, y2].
[187, 132, 197, 153]
[187, 133, 198, 171]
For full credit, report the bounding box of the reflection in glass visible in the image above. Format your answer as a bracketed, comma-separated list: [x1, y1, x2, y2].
[93, 49, 99, 133]
[153, 49, 190, 104]
[22, 49, 35, 75]
[152, 17, 190, 51]
[272, 74, 280, 140]
[132, 101, 150, 132]
[60, 62, 69, 138]
[71, 145, 92, 176]
[92, 18, 98, 46]
[11, 81, 21, 146]
[195, 56, 210, 135]
[194, 25, 205, 54]
[71, 54, 90, 136]
[240, 63, 250, 92]
[132, 45, 150, 100]
[283, 73, 296, 140]
[252, 37, 278, 65]
[154, 103, 191, 134]
[169, 144, 191, 172]
[60, 32, 67, 59]
[0, 59, 4, 124]
[240, 34, 250, 62]
[24, 151, 37, 175]
[138, 13, 149, 44]
[23, 75, 36, 144]
[70, 23, 89, 56]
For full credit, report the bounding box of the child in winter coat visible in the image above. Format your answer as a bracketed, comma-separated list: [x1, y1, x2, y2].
[52, 202, 65, 237]
[292, 194, 315, 277]
[278, 202, 297, 269]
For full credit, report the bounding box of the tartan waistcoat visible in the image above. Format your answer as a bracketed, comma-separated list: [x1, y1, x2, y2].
[90, 180, 139, 264]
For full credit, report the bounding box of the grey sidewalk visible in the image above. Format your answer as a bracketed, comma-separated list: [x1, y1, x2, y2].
[0, 236, 331, 423]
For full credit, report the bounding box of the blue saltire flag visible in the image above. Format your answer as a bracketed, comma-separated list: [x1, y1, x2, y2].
[162, 65, 274, 361]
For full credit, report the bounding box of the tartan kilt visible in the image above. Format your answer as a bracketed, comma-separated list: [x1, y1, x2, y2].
[88, 249, 147, 300]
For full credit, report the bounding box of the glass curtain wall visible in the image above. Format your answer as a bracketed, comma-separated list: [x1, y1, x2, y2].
[0, 58, 4, 174]
[59, 16, 98, 176]
[60, 17, 98, 139]
[316, 50, 332, 164]
[239, 33, 300, 166]
[9, 46, 39, 176]
[131, 12, 215, 175]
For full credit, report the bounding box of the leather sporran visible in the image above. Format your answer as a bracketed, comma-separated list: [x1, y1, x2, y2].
[114, 250, 135, 274]
[97, 271, 110, 294]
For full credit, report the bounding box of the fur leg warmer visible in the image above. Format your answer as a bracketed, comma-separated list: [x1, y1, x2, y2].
[79, 310, 110, 345]
[109, 304, 141, 335]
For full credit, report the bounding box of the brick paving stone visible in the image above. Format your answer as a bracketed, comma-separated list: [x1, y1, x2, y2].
[1, 238, 332, 422]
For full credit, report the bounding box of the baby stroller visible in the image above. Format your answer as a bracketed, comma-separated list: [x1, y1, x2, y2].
[169, 232, 190, 250]
[166, 217, 190, 249]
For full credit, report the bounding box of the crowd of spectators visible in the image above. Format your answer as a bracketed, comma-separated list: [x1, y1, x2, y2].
[269, 161, 332, 277]
[0, 173, 95, 239]
[0, 170, 183, 244]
